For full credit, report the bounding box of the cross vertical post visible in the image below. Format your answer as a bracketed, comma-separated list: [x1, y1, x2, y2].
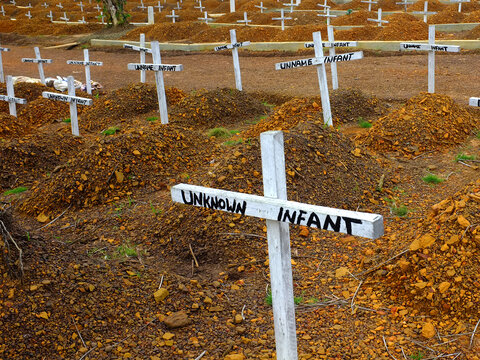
[140, 34, 146, 83]
[151, 42, 169, 124]
[67, 49, 103, 94]
[148, 6, 154, 24]
[231, 29, 242, 91]
[67, 77, 79, 136]
[261, 131, 298, 360]
[230, 0, 235, 13]
[0, 76, 27, 117]
[327, 26, 338, 90]
[0, 45, 10, 83]
[313, 31, 332, 126]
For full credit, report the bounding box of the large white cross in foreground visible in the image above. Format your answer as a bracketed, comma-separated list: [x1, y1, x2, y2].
[276, 31, 363, 125]
[127, 41, 183, 124]
[400, 25, 459, 93]
[171, 131, 384, 360]
[66, 49, 103, 94]
[123, 34, 152, 83]
[0, 44, 10, 83]
[0, 76, 27, 117]
[21, 46, 52, 85]
[214, 29, 250, 91]
[42, 76, 93, 136]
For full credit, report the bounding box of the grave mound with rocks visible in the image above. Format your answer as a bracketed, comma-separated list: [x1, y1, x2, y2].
[0, 113, 27, 138]
[19, 124, 218, 217]
[170, 88, 269, 128]
[80, 83, 186, 132]
[0, 81, 46, 113]
[358, 92, 478, 156]
[370, 179, 480, 326]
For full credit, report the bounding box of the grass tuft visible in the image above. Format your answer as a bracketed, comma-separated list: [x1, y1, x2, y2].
[358, 117, 372, 128]
[422, 174, 444, 184]
[101, 126, 119, 136]
[455, 153, 476, 162]
[3, 186, 28, 196]
[146, 116, 158, 122]
[207, 127, 234, 138]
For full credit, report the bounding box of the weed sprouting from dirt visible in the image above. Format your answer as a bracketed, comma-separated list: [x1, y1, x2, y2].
[422, 174, 444, 184]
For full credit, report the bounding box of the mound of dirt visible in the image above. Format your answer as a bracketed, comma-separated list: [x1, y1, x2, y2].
[242, 89, 381, 138]
[123, 22, 211, 42]
[408, 0, 447, 12]
[429, 9, 465, 24]
[19, 124, 217, 216]
[332, 10, 375, 26]
[359, 92, 478, 156]
[0, 18, 102, 35]
[0, 82, 47, 114]
[375, 13, 428, 40]
[170, 88, 268, 128]
[463, 10, 480, 23]
[371, 178, 480, 324]
[80, 84, 186, 132]
[0, 131, 85, 191]
[0, 114, 27, 139]
[273, 24, 327, 41]
[18, 97, 72, 126]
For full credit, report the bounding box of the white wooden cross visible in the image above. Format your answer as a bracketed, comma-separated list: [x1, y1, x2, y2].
[276, 31, 363, 126]
[47, 10, 53, 21]
[95, 3, 101, 11]
[78, 15, 86, 24]
[174, 1, 181, 10]
[0, 76, 27, 117]
[317, 7, 336, 25]
[255, 1, 267, 13]
[469, 97, 480, 107]
[361, 0, 377, 11]
[198, 11, 212, 23]
[9, 0, 15, 5]
[0, 6, 5, 16]
[148, 6, 155, 24]
[0, 45, 8, 83]
[272, 9, 291, 31]
[194, 0, 204, 12]
[66, 49, 103, 94]
[317, 0, 329, 13]
[56, 2, 63, 8]
[367, 8, 388, 26]
[98, 13, 105, 24]
[77, 1, 84, 11]
[396, 0, 413, 12]
[123, 34, 152, 83]
[400, 25, 459, 93]
[450, 0, 469, 12]
[155, 1, 164, 12]
[25, 10, 32, 19]
[42, 1, 48, 7]
[26, 2, 32, 8]
[171, 131, 384, 360]
[21, 47, 52, 85]
[60, 11, 69, 22]
[138, 0, 146, 10]
[230, 0, 235, 13]
[127, 41, 183, 124]
[166, 9, 179, 23]
[412, 1, 436, 23]
[304, 26, 359, 90]
[214, 29, 250, 91]
[42, 76, 92, 136]
[283, 0, 297, 13]
[237, 11, 251, 25]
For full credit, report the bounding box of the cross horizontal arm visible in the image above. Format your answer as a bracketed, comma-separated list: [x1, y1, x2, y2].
[469, 97, 480, 107]
[400, 42, 460, 52]
[214, 41, 251, 51]
[22, 58, 52, 63]
[275, 51, 363, 70]
[67, 60, 103, 66]
[42, 91, 93, 105]
[0, 94, 27, 104]
[171, 184, 384, 239]
[127, 63, 183, 71]
[0, 47, 10, 52]
[123, 44, 152, 53]
[304, 41, 358, 48]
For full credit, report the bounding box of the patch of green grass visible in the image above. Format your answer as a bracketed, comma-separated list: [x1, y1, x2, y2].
[115, 242, 137, 258]
[422, 174, 444, 184]
[391, 205, 408, 217]
[223, 139, 243, 146]
[358, 117, 372, 128]
[476, 130, 480, 139]
[146, 116, 158, 122]
[294, 295, 303, 305]
[409, 351, 424, 360]
[2, 186, 28, 196]
[207, 127, 238, 138]
[101, 126, 119, 136]
[62, 118, 71, 123]
[305, 297, 320, 304]
[265, 291, 273, 306]
[150, 201, 162, 216]
[262, 101, 275, 108]
[455, 153, 476, 162]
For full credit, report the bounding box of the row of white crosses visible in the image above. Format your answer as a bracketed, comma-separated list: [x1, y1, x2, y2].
[171, 130, 384, 360]
[276, 31, 363, 125]
[400, 25, 459, 93]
